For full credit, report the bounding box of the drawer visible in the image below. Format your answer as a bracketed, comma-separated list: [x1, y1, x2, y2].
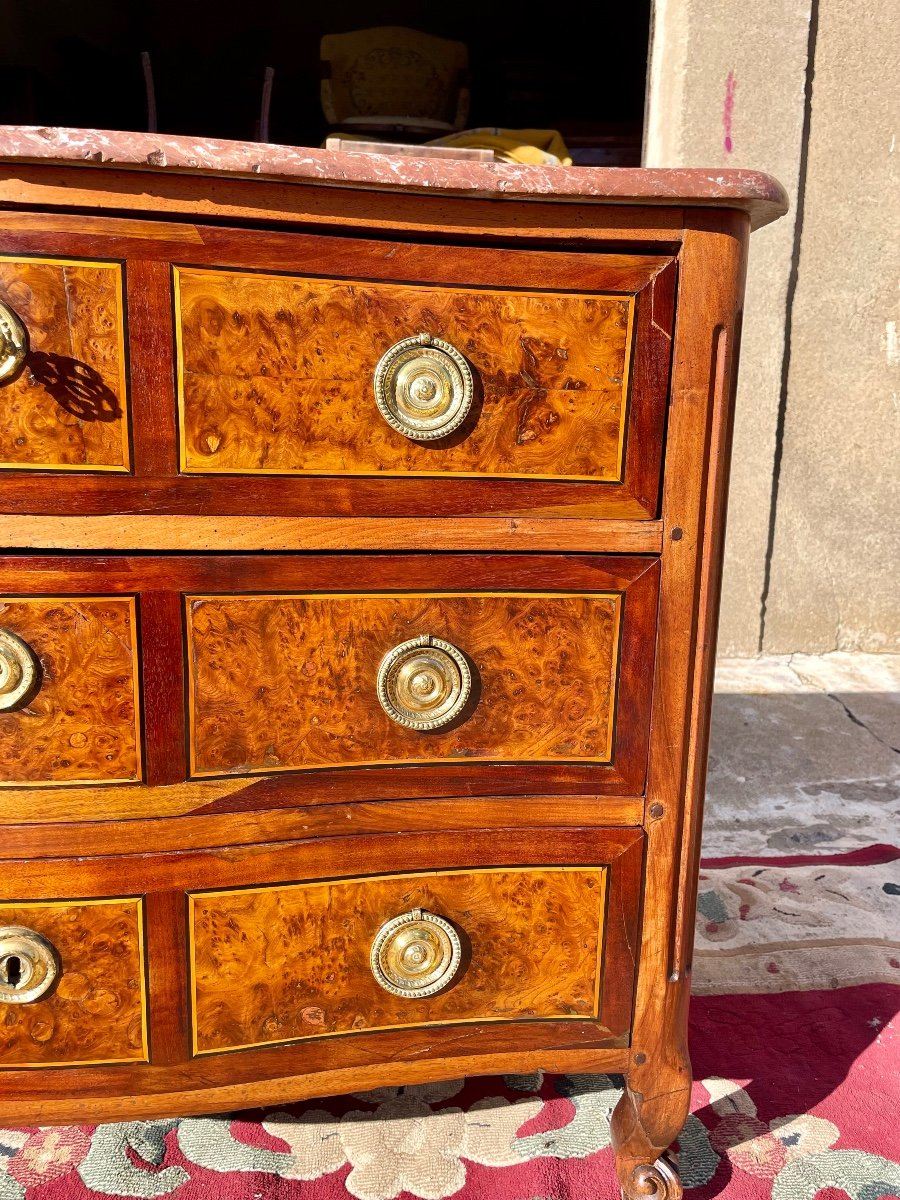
[190, 863, 611, 1055]
[0, 595, 142, 785]
[0, 553, 655, 804]
[186, 559, 658, 783]
[177, 269, 637, 484]
[0, 825, 641, 1111]
[0, 255, 129, 471]
[0, 220, 673, 518]
[0, 896, 147, 1066]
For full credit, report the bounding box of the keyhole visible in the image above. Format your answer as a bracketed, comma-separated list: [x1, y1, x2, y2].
[1, 954, 24, 988]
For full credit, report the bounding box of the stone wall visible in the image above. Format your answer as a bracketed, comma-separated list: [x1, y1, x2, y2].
[645, 0, 900, 653]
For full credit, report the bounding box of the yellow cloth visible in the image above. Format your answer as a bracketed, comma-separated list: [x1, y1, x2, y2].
[428, 127, 572, 166]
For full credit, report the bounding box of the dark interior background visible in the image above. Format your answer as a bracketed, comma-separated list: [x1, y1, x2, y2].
[0, 0, 650, 163]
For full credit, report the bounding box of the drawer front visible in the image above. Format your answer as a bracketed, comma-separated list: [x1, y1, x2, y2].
[0, 220, 673, 518]
[187, 588, 628, 776]
[0, 827, 641, 1114]
[0, 595, 141, 785]
[0, 256, 129, 471]
[177, 269, 635, 483]
[0, 897, 147, 1066]
[190, 865, 606, 1055]
[0, 553, 655, 805]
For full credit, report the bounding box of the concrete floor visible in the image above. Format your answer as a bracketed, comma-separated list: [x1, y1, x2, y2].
[704, 654, 900, 857]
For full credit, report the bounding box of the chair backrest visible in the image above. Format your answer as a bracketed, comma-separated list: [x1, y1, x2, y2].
[320, 26, 470, 135]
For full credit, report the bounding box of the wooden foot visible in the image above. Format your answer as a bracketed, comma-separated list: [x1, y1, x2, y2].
[611, 1069, 690, 1200]
[618, 1151, 682, 1200]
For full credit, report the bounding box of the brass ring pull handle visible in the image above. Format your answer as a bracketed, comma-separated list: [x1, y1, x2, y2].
[0, 628, 41, 712]
[0, 300, 28, 384]
[373, 332, 474, 441]
[370, 908, 462, 998]
[376, 634, 472, 731]
[0, 927, 60, 1004]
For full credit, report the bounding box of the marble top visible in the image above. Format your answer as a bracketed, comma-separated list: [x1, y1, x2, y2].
[0, 126, 789, 229]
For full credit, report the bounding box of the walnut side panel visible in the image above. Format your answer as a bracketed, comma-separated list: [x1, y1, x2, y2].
[187, 591, 620, 776]
[0, 258, 129, 470]
[190, 866, 606, 1054]
[176, 269, 632, 482]
[0, 898, 147, 1066]
[0, 596, 141, 784]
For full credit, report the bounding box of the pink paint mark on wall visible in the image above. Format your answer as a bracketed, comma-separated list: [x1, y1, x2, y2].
[723, 70, 737, 154]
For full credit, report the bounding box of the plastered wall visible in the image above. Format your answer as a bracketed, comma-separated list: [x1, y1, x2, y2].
[646, 0, 900, 653]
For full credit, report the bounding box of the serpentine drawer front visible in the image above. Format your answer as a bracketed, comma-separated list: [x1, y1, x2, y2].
[189, 865, 609, 1055]
[0, 216, 675, 520]
[0, 131, 786, 1195]
[175, 266, 666, 496]
[0, 897, 147, 1067]
[0, 256, 129, 471]
[0, 552, 657, 806]
[0, 827, 642, 1106]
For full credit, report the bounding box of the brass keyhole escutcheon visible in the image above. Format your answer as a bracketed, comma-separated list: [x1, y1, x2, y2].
[0, 927, 59, 1004]
[0, 300, 28, 384]
[370, 908, 462, 998]
[373, 332, 474, 441]
[0, 628, 41, 712]
[376, 634, 472, 731]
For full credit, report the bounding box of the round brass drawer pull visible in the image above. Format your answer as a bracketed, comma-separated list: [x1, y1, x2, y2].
[0, 300, 28, 384]
[0, 628, 40, 712]
[376, 634, 472, 731]
[0, 927, 60, 1005]
[373, 332, 474, 441]
[370, 908, 462, 998]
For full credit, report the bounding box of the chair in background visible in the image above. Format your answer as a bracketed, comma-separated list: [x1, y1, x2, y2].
[320, 26, 469, 141]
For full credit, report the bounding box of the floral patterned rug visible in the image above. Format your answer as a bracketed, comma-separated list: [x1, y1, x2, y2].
[3, 842, 897, 1200]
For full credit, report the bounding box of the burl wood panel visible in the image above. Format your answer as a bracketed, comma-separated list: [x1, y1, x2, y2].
[0, 898, 146, 1066]
[190, 866, 606, 1054]
[187, 592, 620, 776]
[0, 597, 141, 784]
[176, 269, 633, 481]
[0, 257, 129, 470]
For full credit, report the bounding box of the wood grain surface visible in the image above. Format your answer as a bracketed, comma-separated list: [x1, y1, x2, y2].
[0, 596, 141, 785]
[4, 796, 645, 855]
[0, 898, 146, 1066]
[0, 552, 656, 799]
[0, 257, 128, 470]
[177, 268, 633, 482]
[611, 213, 751, 1200]
[0, 515, 664, 555]
[190, 866, 606, 1054]
[0, 219, 672, 519]
[187, 591, 620, 775]
[0, 826, 642, 1121]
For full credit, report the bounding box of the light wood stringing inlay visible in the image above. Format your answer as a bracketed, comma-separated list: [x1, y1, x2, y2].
[0, 257, 129, 470]
[186, 591, 621, 776]
[175, 268, 634, 480]
[189, 866, 607, 1054]
[0, 596, 142, 785]
[0, 897, 147, 1067]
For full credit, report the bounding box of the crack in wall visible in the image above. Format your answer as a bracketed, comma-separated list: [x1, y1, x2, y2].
[758, 0, 820, 653]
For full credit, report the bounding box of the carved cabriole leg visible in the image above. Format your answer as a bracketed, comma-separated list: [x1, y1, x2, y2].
[610, 1007, 690, 1198]
[611, 212, 751, 1200]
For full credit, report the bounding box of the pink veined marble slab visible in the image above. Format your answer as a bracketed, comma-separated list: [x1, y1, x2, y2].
[0, 126, 788, 229]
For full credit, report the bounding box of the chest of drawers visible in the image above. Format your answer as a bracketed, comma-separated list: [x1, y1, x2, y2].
[0, 128, 785, 1199]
